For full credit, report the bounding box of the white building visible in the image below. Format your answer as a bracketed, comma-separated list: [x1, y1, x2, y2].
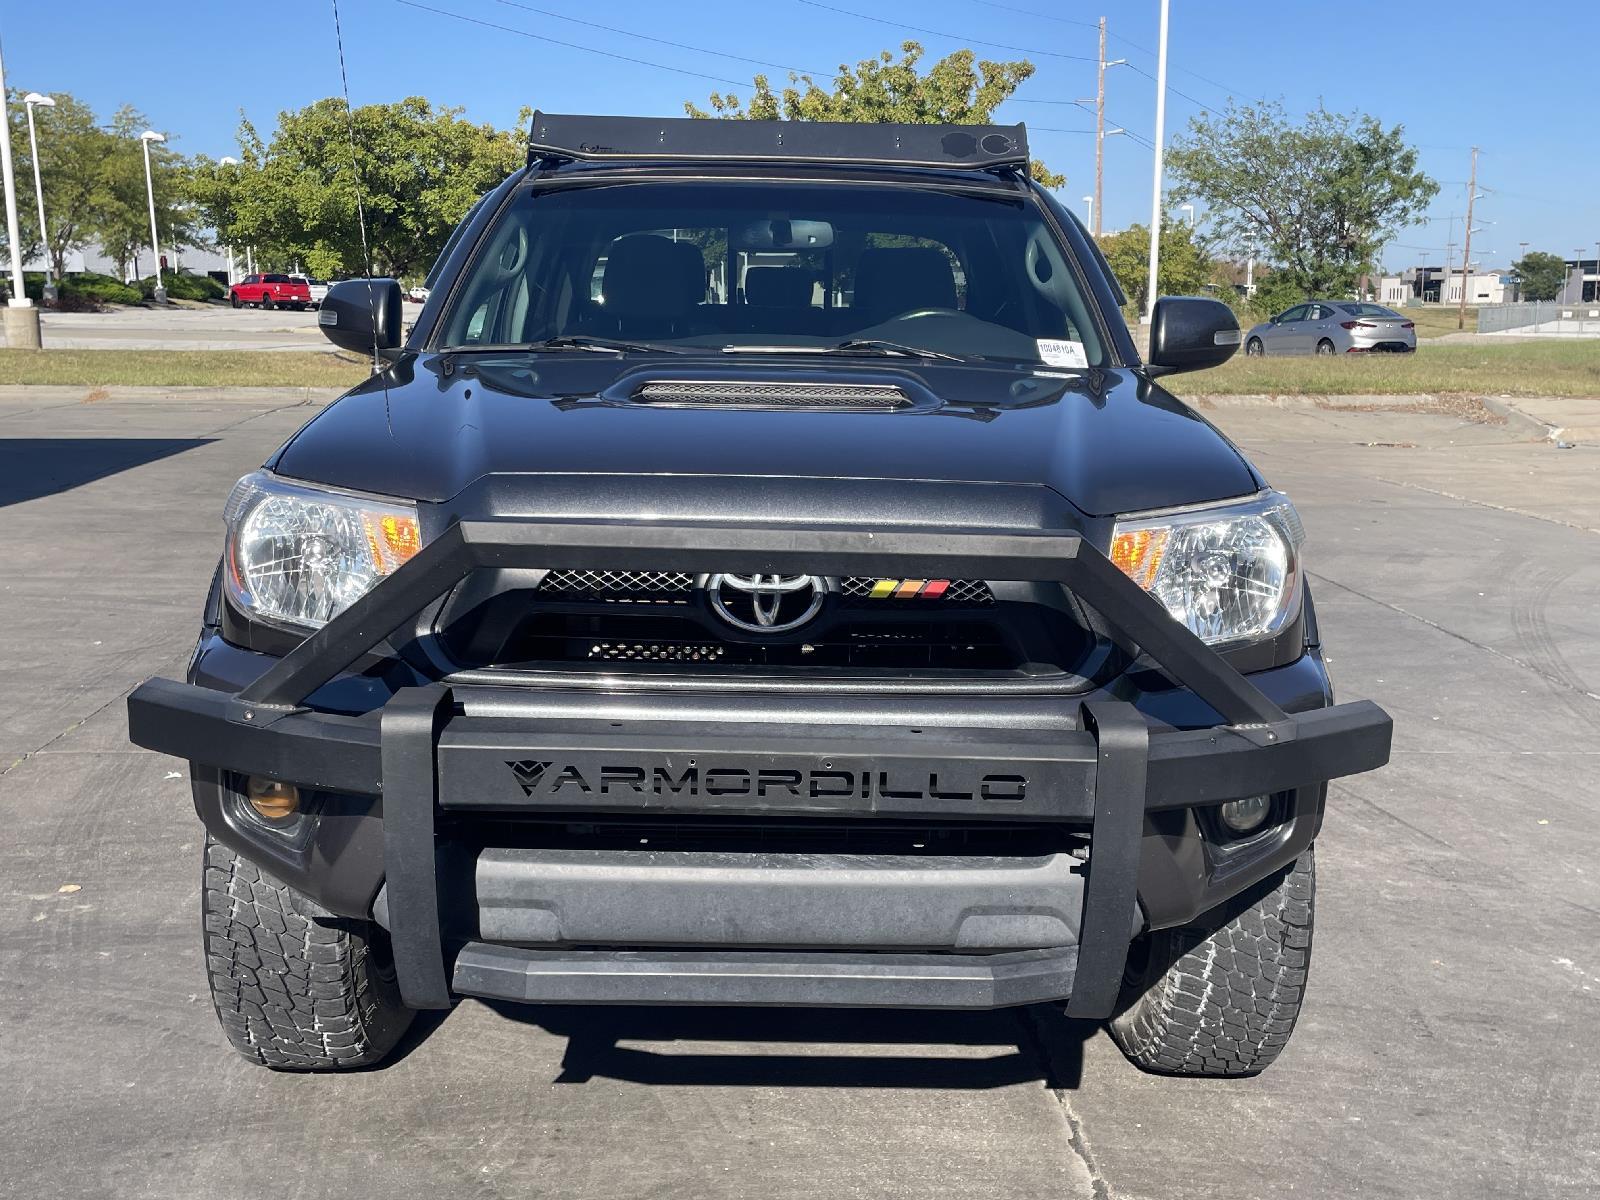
[1443, 269, 1509, 306]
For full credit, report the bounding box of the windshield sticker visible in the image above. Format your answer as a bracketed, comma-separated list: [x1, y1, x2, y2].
[1036, 339, 1088, 368]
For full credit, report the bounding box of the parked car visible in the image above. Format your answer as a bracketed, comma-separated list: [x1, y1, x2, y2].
[1244, 301, 1417, 356]
[289, 274, 329, 309]
[127, 112, 1392, 1077]
[406, 284, 430, 303]
[229, 273, 313, 311]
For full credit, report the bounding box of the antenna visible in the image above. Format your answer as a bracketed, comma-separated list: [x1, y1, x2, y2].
[330, 0, 383, 377]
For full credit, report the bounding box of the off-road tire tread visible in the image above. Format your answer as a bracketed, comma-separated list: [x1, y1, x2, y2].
[1109, 848, 1314, 1077]
[201, 836, 412, 1070]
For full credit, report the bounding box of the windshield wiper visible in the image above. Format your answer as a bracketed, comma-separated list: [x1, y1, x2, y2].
[439, 335, 694, 355]
[721, 340, 967, 362]
[831, 339, 966, 362]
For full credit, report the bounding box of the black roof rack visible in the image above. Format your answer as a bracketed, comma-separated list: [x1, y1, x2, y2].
[526, 111, 1029, 173]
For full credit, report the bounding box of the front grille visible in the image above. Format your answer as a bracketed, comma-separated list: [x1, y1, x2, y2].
[507, 612, 1019, 670]
[633, 380, 911, 409]
[536, 570, 993, 606]
[591, 641, 726, 662]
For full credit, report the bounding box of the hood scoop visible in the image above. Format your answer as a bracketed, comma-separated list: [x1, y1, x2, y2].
[631, 379, 913, 411]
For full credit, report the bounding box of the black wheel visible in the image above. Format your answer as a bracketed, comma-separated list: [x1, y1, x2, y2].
[1245, 337, 1264, 357]
[1109, 848, 1315, 1077]
[262, 295, 276, 310]
[201, 835, 413, 1070]
[1315, 338, 1336, 356]
[230, 293, 241, 309]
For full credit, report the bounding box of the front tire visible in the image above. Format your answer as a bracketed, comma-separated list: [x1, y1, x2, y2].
[230, 293, 241, 309]
[202, 836, 413, 1071]
[1245, 337, 1264, 357]
[1109, 848, 1315, 1077]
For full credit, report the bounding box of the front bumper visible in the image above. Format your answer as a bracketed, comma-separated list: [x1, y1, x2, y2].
[128, 520, 1392, 1016]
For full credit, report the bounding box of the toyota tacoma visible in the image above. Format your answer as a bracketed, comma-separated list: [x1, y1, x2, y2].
[128, 113, 1392, 1076]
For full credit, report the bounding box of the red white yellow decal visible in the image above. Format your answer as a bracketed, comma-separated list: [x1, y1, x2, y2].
[867, 578, 951, 599]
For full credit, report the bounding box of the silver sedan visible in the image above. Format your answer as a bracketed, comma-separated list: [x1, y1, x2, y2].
[1244, 301, 1417, 357]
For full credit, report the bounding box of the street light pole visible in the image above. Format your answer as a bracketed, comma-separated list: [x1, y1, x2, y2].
[140, 130, 167, 304]
[1082, 195, 1093, 230]
[218, 156, 239, 285]
[23, 92, 55, 302]
[1180, 203, 1195, 228]
[0, 29, 40, 347]
[1141, 0, 1170, 325]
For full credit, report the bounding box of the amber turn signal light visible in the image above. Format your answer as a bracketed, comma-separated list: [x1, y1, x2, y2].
[245, 777, 300, 821]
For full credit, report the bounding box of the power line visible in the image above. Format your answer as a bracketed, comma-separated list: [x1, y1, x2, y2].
[491, 0, 834, 78]
[1009, 100, 1153, 150]
[392, 0, 750, 86]
[1122, 61, 1216, 116]
[794, 0, 1098, 62]
[963, 0, 1098, 28]
[1106, 32, 1262, 105]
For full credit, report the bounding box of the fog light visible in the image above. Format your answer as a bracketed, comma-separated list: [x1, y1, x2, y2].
[1218, 794, 1271, 834]
[246, 777, 300, 821]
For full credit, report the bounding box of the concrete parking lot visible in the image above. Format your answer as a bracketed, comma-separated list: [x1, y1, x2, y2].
[2, 387, 1597, 1199]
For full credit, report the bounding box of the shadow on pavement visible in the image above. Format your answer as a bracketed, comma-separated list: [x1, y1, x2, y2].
[467, 1000, 1100, 1090]
[0, 437, 214, 507]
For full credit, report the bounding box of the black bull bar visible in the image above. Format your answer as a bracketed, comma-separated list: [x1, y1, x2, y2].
[128, 520, 1393, 1017]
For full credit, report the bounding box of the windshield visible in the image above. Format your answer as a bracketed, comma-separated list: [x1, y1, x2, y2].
[435, 180, 1106, 366]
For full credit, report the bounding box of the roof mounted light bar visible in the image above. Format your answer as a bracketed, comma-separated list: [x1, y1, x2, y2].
[526, 111, 1030, 172]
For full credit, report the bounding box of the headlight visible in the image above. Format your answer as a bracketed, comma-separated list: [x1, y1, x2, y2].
[223, 472, 422, 630]
[1109, 490, 1304, 646]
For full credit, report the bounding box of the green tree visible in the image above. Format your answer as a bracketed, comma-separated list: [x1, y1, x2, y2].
[1165, 100, 1437, 299]
[1096, 220, 1213, 316]
[1511, 250, 1568, 302]
[686, 42, 1064, 188]
[194, 98, 526, 280]
[89, 105, 202, 281]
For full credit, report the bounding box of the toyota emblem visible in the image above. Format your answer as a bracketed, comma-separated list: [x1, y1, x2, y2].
[707, 573, 826, 633]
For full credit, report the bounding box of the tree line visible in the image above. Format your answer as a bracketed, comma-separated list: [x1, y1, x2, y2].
[9, 55, 1567, 308]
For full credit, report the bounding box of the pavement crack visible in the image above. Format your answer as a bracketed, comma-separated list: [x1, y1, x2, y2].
[0, 683, 140, 778]
[203, 394, 319, 437]
[1017, 1009, 1117, 1200]
[1308, 570, 1600, 707]
[1367, 472, 1600, 536]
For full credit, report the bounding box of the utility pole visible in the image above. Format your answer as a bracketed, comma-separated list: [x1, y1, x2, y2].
[1456, 147, 1478, 329]
[1141, 0, 1170, 325]
[1095, 18, 1106, 238]
[1077, 19, 1125, 239]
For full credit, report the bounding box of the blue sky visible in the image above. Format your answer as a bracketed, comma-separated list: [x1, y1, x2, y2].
[4, 0, 1595, 269]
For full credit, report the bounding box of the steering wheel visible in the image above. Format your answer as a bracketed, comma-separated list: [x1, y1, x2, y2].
[882, 306, 963, 322]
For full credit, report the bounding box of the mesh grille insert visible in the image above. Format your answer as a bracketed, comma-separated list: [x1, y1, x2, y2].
[539, 569, 695, 603]
[634, 380, 911, 409]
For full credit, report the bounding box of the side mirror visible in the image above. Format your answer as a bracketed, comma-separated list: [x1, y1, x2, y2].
[1145, 296, 1241, 376]
[318, 278, 404, 358]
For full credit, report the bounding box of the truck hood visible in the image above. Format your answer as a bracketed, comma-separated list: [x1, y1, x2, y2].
[271, 351, 1260, 520]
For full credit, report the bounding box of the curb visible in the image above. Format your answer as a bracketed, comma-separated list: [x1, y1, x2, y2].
[0, 384, 346, 404]
[1186, 393, 1436, 410]
[1478, 396, 1567, 444]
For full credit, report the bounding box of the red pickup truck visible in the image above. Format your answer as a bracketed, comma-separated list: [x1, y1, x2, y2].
[229, 273, 313, 311]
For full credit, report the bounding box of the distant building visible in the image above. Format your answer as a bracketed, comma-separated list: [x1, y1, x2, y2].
[1560, 257, 1598, 303]
[1376, 264, 1508, 306]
